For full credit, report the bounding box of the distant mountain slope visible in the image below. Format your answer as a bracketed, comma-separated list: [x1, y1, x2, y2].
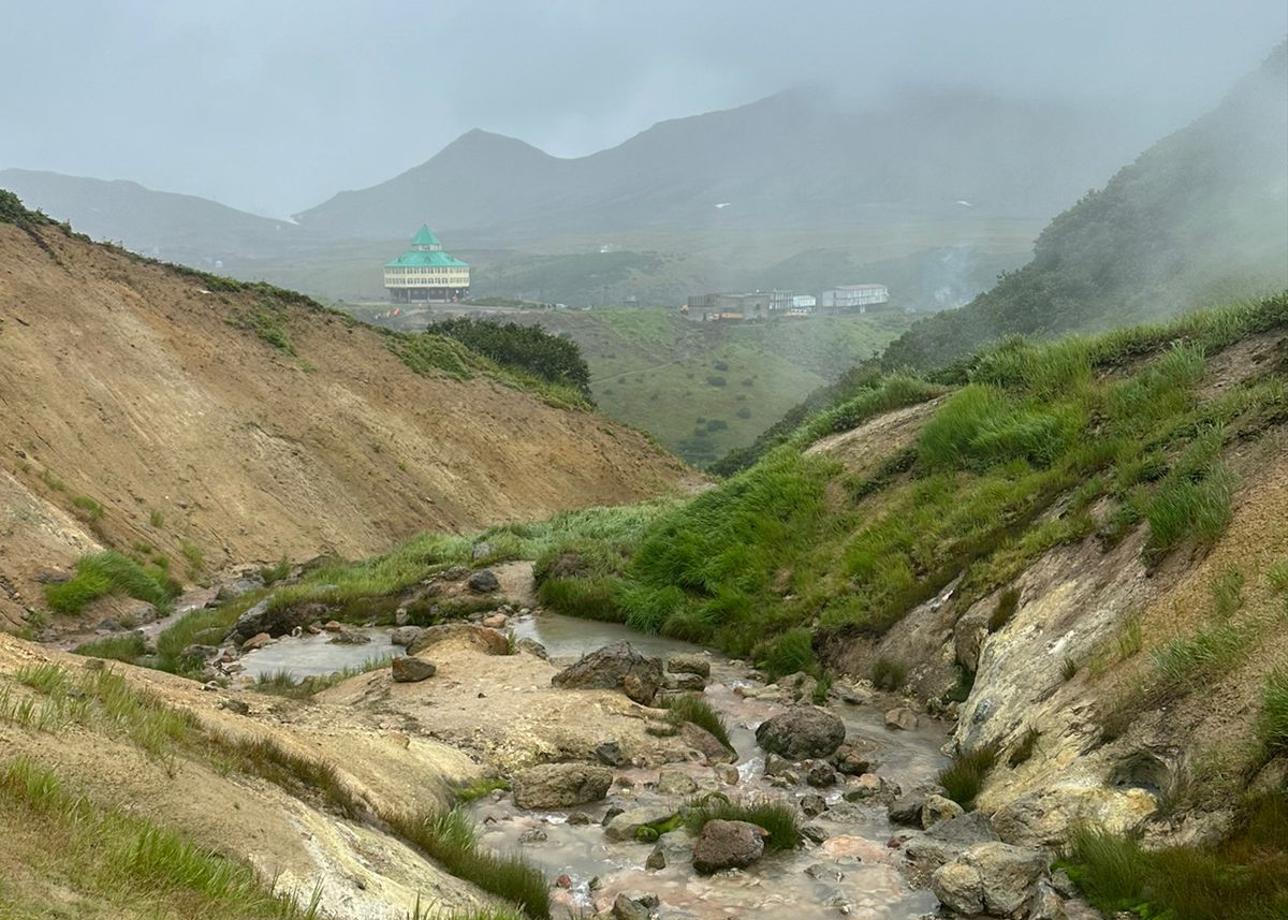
[881, 42, 1288, 370]
[293, 88, 1166, 240]
[0, 192, 692, 630]
[0, 168, 299, 264]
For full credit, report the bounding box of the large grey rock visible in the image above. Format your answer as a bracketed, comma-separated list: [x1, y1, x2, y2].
[389, 626, 424, 647]
[407, 623, 509, 656]
[512, 763, 613, 809]
[215, 576, 263, 602]
[551, 642, 663, 705]
[755, 706, 846, 759]
[391, 656, 437, 683]
[663, 671, 706, 691]
[692, 819, 767, 873]
[230, 599, 312, 642]
[666, 654, 710, 678]
[931, 842, 1049, 917]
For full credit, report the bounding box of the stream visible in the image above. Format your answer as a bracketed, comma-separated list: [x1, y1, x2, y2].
[241, 610, 948, 919]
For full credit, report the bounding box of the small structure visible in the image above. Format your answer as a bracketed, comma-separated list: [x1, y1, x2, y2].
[819, 284, 889, 312]
[682, 291, 794, 322]
[384, 225, 470, 303]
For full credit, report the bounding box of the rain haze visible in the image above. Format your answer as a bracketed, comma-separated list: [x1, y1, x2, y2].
[1, 0, 1284, 216]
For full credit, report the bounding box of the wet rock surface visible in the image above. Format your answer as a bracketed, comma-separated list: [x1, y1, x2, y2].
[755, 706, 847, 759]
[512, 763, 614, 809]
[692, 819, 767, 873]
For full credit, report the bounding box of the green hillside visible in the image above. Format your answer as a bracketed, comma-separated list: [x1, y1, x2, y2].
[881, 42, 1288, 371]
[482, 308, 915, 466]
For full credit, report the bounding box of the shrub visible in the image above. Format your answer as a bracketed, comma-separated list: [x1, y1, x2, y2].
[685, 793, 800, 851]
[663, 694, 733, 751]
[45, 551, 179, 615]
[71, 495, 104, 521]
[938, 742, 999, 809]
[872, 656, 907, 691]
[432, 317, 592, 396]
[1209, 567, 1245, 617]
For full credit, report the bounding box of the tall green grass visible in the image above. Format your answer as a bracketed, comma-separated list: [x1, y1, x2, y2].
[0, 756, 322, 919]
[44, 551, 180, 615]
[663, 694, 733, 750]
[938, 742, 999, 809]
[684, 793, 801, 851]
[386, 808, 549, 919]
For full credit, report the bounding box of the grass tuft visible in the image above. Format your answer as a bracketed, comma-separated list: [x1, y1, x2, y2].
[663, 693, 733, 751]
[938, 742, 999, 809]
[45, 550, 180, 615]
[685, 793, 801, 851]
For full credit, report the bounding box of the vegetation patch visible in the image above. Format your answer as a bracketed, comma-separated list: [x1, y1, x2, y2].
[0, 756, 322, 919]
[432, 317, 592, 397]
[44, 551, 180, 615]
[663, 693, 733, 751]
[938, 742, 1000, 809]
[684, 793, 801, 851]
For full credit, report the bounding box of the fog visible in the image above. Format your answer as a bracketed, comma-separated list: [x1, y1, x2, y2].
[0, 1, 1284, 217]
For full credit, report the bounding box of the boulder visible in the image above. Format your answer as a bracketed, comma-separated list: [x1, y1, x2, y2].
[663, 671, 706, 691]
[230, 598, 312, 643]
[832, 742, 874, 776]
[611, 892, 658, 920]
[389, 626, 424, 648]
[467, 569, 500, 594]
[328, 625, 370, 645]
[391, 656, 437, 683]
[655, 768, 697, 797]
[691, 819, 767, 873]
[215, 576, 263, 602]
[482, 612, 508, 629]
[922, 794, 966, 828]
[932, 842, 1049, 918]
[888, 794, 927, 827]
[713, 763, 740, 786]
[805, 760, 837, 788]
[594, 740, 627, 767]
[678, 722, 735, 764]
[408, 623, 509, 656]
[666, 654, 710, 678]
[551, 642, 664, 705]
[884, 707, 919, 731]
[241, 632, 273, 651]
[516, 637, 548, 659]
[604, 805, 677, 842]
[755, 707, 846, 759]
[512, 763, 613, 809]
[800, 793, 827, 817]
[645, 845, 667, 870]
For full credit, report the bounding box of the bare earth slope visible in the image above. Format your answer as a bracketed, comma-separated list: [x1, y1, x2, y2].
[0, 221, 693, 627]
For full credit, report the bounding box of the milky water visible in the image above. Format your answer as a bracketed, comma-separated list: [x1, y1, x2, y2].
[491, 612, 946, 919]
[238, 611, 947, 918]
[238, 627, 397, 680]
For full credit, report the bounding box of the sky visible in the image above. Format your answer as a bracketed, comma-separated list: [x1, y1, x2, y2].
[1, 1, 1284, 217]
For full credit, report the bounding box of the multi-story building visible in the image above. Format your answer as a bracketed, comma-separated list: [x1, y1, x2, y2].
[819, 284, 890, 311]
[384, 225, 470, 303]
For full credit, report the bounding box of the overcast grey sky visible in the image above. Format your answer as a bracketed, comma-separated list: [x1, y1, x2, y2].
[1, 1, 1283, 217]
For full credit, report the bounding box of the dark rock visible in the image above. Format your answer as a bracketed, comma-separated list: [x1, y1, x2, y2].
[806, 760, 837, 787]
[518, 827, 548, 844]
[756, 707, 847, 759]
[800, 793, 827, 817]
[611, 892, 655, 920]
[678, 722, 735, 764]
[467, 569, 500, 593]
[692, 819, 767, 873]
[567, 811, 591, 826]
[551, 642, 664, 705]
[230, 598, 312, 643]
[888, 794, 928, 827]
[645, 845, 667, 870]
[595, 740, 627, 767]
[512, 763, 613, 809]
[801, 824, 829, 844]
[391, 656, 437, 683]
[517, 637, 548, 659]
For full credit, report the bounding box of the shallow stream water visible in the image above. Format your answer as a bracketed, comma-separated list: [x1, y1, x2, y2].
[240, 611, 947, 918]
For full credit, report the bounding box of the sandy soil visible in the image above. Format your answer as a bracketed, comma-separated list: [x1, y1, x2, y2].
[0, 223, 700, 629]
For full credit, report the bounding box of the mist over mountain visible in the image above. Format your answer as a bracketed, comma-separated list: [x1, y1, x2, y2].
[292, 88, 1169, 241]
[0, 168, 300, 264]
[881, 42, 1288, 370]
